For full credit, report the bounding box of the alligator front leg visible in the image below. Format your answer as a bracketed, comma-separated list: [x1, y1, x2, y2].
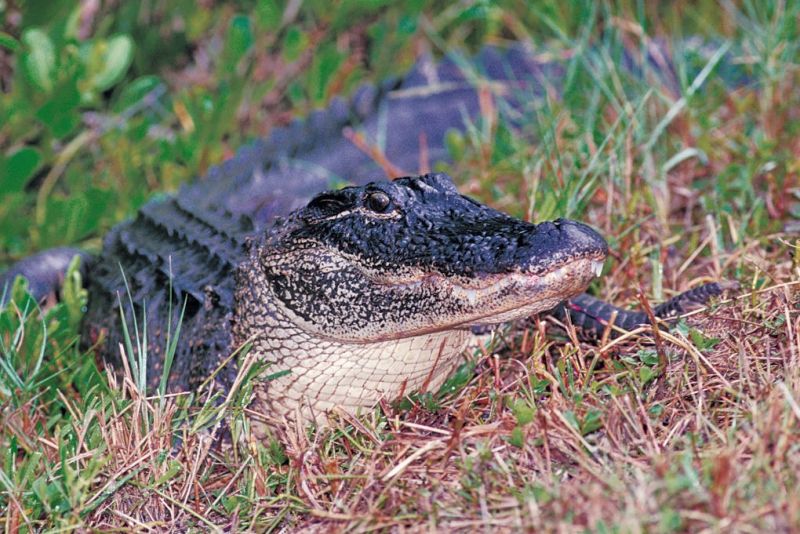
[548, 281, 738, 339]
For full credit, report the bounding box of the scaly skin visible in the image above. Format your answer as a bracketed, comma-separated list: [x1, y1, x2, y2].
[0, 43, 737, 428]
[552, 281, 738, 338]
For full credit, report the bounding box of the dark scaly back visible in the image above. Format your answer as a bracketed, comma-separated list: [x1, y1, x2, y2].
[82, 196, 256, 391]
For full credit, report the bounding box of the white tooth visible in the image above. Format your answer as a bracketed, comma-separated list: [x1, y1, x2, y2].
[592, 260, 604, 277]
[465, 288, 478, 306]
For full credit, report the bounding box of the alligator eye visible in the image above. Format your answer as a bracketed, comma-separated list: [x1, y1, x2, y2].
[365, 191, 392, 213]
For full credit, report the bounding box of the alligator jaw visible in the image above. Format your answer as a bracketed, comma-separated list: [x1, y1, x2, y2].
[366, 253, 607, 332]
[456, 253, 607, 328]
[239, 250, 607, 429]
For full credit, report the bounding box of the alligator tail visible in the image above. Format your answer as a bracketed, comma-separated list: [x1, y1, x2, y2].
[552, 281, 738, 339]
[0, 248, 91, 305]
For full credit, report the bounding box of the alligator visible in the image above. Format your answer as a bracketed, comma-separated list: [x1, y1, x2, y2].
[1, 43, 733, 431]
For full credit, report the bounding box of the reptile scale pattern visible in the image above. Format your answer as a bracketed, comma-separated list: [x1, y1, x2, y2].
[67, 42, 739, 419]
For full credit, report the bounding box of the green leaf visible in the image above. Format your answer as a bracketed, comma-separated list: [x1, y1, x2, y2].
[153, 460, 182, 487]
[63, 5, 82, 41]
[256, 0, 282, 30]
[674, 319, 690, 336]
[639, 366, 657, 385]
[282, 26, 307, 62]
[113, 76, 163, 113]
[689, 329, 721, 351]
[562, 410, 580, 430]
[21, 28, 55, 92]
[90, 35, 134, 92]
[659, 508, 683, 532]
[35, 79, 81, 138]
[268, 438, 288, 465]
[437, 360, 476, 396]
[509, 425, 525, 448]
[311, 44, 343, 103]
[43, 110, 81, 139]
[580, 410, 603, 435]
[637, 348, 659, 366]
[454, 2, 496, 25]
[510, 398, 535, 426]
[62, 256, 88, 331]
[2, 147, 42, 192]
[446, 129, 466, 161]
[398, 15, 417, 35]
[0, 32, 19, 52]
[220, 14, 253, 74]
[491, 120, 516, 164]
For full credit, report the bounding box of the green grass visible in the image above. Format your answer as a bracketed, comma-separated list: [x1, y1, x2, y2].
[2, 0, 800, 530]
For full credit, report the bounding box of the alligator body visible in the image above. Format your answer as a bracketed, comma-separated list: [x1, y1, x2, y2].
[2, 44, 731, 428]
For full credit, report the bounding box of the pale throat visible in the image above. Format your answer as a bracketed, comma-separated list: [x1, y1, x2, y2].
[233, 264, 474, 427]
[245, 301, 473, 423]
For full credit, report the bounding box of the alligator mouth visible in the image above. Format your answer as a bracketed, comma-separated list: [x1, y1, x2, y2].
[452, 254, 606, 327]
[373, 253, 606, 333]
[450, 256, 605, 303]
[267, 240, 607, 344]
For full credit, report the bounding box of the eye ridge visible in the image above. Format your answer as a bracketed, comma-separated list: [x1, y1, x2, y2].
[365, 191, 392, 213]
[309, 193, 349, 213]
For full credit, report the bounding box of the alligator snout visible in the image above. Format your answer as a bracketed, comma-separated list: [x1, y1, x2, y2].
[551, 218, 608, 258]
[503, 217, 608, 276]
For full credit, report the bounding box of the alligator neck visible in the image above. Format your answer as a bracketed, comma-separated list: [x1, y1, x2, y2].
[232, 259, 471, 430]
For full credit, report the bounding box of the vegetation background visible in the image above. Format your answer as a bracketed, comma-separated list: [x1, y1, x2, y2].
[1, 0, 799, 531]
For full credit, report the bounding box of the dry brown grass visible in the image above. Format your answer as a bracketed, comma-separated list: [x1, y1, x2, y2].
[273, 283, 799, 532]
[49, 248, 796, 531]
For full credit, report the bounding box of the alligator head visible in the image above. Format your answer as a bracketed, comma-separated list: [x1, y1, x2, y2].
[234, 173, 607, 426]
